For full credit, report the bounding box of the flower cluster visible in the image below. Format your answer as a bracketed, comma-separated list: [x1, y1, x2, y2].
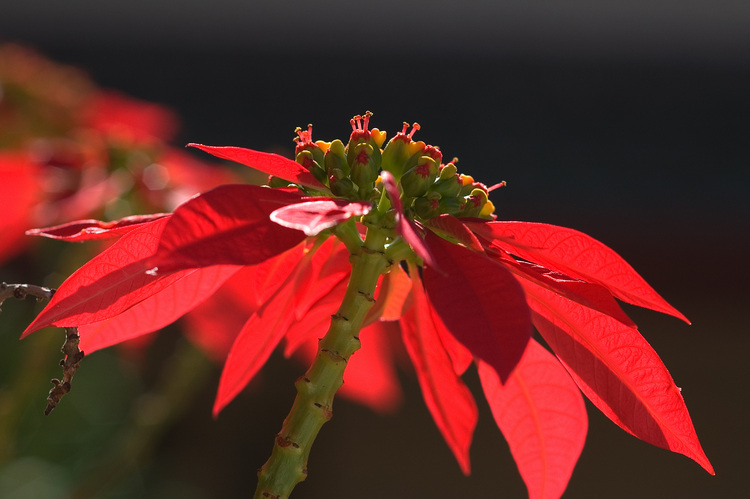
[22, 113, 712, 498]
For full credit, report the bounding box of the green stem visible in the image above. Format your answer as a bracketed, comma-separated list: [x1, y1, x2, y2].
[254, 227, 390, 499]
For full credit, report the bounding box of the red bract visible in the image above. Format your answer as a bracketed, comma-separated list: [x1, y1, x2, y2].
[22, 116, 713, 499]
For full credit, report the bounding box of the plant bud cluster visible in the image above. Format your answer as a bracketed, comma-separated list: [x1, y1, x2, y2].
[289, 112, 496, 221]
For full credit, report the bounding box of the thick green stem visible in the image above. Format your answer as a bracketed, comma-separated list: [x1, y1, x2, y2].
[254, 227, 389, 499]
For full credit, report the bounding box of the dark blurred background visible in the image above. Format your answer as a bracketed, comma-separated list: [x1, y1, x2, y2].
[1, 1, 748, 497]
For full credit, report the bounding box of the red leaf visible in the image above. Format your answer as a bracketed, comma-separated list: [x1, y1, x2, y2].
[270, 199, 372, 236]
[426, 214, 484, 252]
[26, 214, 170, 242]
[465, 220, 688, 322]
[478, 340, 588, 499]
[497, 256, 636, 328]
[153, 184, 307, 271]
[213, 257, 314, 416]
[188, 144, 328, 191]
[423, 231, 532, 382]
[79, 264, 240, 353]
[380, 171, 435, 267]
[400, 270, 477, 475]
[21, 217, 181, 337]
[522, 280, 714, 474]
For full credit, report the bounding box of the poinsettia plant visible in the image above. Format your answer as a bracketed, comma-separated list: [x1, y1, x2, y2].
[20, 112, 712, 498]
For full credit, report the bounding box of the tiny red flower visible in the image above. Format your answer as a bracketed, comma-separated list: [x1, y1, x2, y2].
[21, 114, 713, 498]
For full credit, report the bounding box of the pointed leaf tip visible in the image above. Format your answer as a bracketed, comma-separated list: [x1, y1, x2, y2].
[187, 143, 328, 191]
[479, 340, 587, 499]
[466, 221, 689, 323]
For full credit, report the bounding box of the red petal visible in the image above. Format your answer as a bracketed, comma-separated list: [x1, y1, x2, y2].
[21, 217, 180, 337]
[153, 184, 306, 271]
[26, 214, 170, 242]
[522, 280, 714, 474]
[213, 256, 313, 416]
[270, 199, 372, 236]
[400, 271, 477, 475]
[188, 144, 328, 191]
[79, 265, 240, 353]
[380, 171, 435, 267]
[478, 340, 588, 499]
[465, 220, 688, 322]
[423, 231, 532, 382]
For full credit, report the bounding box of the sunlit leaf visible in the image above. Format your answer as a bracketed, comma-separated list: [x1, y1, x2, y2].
[188, 143, 328, 191]
[522, 280, 714, 474]
[478, 340, 587, 499]
[79, 264, 240, 352]
[21, 217, 180, 337]
[466, 220, 688, 322]
[153, 184, 307, 271]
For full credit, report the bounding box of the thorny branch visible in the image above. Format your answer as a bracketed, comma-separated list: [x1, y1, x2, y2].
[45, 327, 84, 415]
[1, 282, 84, 414]
[0, 282, 55, 311]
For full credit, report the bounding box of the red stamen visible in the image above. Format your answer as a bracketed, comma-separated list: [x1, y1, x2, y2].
[407, 122, 420, 139]
[487, 181, 507, 192]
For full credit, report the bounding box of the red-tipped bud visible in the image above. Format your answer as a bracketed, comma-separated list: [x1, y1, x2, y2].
[380, 122, 426, 179]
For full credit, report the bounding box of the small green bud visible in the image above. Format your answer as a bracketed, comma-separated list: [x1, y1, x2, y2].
[296, 149, 327, 184]
[324, 139, 349, 177]
[414, 195, 440, 219]
[461, 188, 489, 218]
[380, 122, 425, 179]
[401, 156, 438, 197]
[439, 162, 457, 180]
[431, 173, 462, 198]
[350, 142, 379, 190]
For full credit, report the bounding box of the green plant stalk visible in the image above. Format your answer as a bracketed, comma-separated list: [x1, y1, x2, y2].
[254, 226, 390, 499]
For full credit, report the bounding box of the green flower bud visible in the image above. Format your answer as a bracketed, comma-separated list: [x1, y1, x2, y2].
[414, 195, 440, 219]
[401, 156, 438, 197]
[346, 112, 383, 168]
[438, 197, 463, 216]
[294, 124, 326, 167]
[380, 122, 425, 180]
[431, 173, 462, 198]
[350, 142, 379, 190]
[460, 188, 489, 218]
[439, 162, 457, 180]
[324, 139, 349, 177]
[296, 149, 327, 184]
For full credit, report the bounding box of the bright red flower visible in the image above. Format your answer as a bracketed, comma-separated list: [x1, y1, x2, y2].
[21, 114, 713, 498]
